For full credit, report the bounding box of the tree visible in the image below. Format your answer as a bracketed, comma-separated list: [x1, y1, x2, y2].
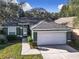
[59, 4, 76, 17]
[69, 0, 79, 28]
[25, 8, 59, 21]
[50, 13, 59, 20]
[18, 8, 25, 17]
[0, 1, 19, 20]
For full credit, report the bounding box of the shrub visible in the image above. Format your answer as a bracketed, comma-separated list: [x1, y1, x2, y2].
[0, 39, 7, 44]
[0, 35, 7, 44]
[7, 35, 17, 41]
[28, 36, 37, 49]
[28, 36, 33, 48]
[0, 30, 4, 34]
[28, 36, 33, 43]
[32, 41, 37, 48]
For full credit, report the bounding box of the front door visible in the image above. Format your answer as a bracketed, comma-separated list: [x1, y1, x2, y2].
[23, 28, 27, 36]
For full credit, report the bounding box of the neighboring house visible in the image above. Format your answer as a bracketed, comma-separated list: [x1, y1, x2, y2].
[55, 17, 79, 40]
[55, 17, 76, 28]
[31, 21, 71, 45]
[1, 17, 40, 37]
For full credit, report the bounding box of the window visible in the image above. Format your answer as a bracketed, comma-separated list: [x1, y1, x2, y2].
[8, 27, 16, 35]
[9, 32, 15, 35]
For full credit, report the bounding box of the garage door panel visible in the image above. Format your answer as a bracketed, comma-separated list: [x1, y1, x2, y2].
[37, 31, 66, 45]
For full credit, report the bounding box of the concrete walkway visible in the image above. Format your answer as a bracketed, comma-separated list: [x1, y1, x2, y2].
[21, 38, 40, 55]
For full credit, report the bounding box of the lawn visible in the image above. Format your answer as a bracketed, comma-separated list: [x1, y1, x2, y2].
[0, 42, 43, 59]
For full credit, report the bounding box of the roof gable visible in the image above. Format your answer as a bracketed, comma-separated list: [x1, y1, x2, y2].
[32, 20, 70, 31]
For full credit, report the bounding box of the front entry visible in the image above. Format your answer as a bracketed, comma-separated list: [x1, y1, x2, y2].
[17, 27, 27, 37]
[23, 28, 27, 36]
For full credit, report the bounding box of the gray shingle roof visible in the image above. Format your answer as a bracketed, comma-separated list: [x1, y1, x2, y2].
[32, 21, 70, 31]
[2, 17, 41, 27]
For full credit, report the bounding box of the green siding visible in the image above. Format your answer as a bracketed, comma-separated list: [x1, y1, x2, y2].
[3, 28, 8, 35]
[20, 28, 23, 35]
[16, 27, 23, 35]
[67, 32, 72, 40]
[16, 27, 20, 35]
[33, 32, 37, 41]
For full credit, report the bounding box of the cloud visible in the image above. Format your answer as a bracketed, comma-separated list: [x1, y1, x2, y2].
[21, 2, 32, 11]
[58, 4, 64, 10]
[2, 0, 18, 3]
[11, 0, 18, 3]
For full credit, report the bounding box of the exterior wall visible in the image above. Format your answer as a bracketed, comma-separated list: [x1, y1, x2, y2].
[32, 30, 34, 39]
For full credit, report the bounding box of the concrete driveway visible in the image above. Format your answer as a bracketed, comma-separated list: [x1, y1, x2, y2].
[38, 45, 79, 59]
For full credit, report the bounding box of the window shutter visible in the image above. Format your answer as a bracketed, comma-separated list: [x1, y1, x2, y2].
[17, 27, 23, 36]
[20, 28, 23, 35]
[33, 32, 37, 42]
[3, 28, 8, 35]
[16, 27, 20, 35]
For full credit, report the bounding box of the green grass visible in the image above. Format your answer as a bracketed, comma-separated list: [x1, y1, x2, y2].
[0, 43, 43, 59]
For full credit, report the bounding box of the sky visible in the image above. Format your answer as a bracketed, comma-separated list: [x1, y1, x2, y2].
[17, 0, 68, 12]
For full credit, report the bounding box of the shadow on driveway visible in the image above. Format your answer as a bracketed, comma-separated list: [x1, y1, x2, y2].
[38, 44, 78, 53]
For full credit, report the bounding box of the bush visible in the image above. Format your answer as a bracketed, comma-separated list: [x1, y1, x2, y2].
[28, 36, 33, 43]
[32, 42, 37, 48]
[28, 36, 37, 49]
[0, 39, 7, 44]
[28, 36, 33, 49]
[0, 35, 7, 44]
[7, 35, 17, 41]
[0, 30, 4, 34]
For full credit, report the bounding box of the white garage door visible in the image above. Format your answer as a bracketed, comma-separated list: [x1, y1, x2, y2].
[37, 31, 66, 45]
